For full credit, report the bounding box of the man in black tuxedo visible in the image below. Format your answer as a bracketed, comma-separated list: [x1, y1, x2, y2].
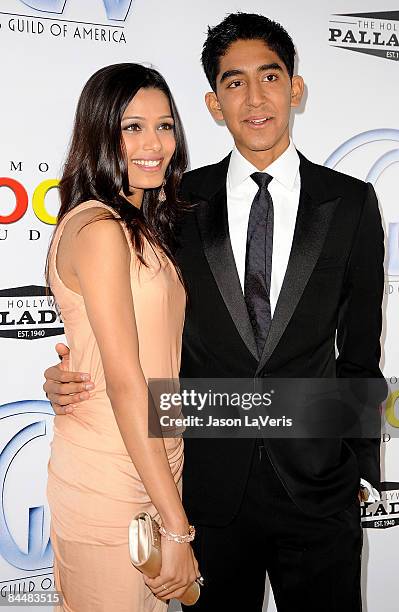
[44, 13, 386, 612]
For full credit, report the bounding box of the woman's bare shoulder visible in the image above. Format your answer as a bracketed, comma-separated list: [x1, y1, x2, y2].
[62, 201, 125, 243]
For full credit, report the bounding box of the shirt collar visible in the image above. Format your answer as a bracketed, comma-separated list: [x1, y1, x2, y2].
[227, 139, 300, 192]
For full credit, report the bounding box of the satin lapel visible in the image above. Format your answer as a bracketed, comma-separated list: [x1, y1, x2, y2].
[195, 186, 259, 360]
[255, 189, 340, 375]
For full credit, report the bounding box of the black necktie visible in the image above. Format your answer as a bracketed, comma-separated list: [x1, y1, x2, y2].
[244, 172, 274, 357]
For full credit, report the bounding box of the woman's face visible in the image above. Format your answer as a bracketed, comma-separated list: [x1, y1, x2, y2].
[121, 87, 176, 205]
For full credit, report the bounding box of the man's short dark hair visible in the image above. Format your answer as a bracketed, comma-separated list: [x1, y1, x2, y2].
[201, 12, 296, 91]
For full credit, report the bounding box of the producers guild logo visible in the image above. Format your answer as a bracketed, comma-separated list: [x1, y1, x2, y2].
[0, 0, 133, 43]
[0, 286, 63, 340]
[329, 11, 399, 61]
[0, 401, 54, 597]
[17, 0, 133, 21]
[325, 129, 399, 283]
[361, 482, 399, 529]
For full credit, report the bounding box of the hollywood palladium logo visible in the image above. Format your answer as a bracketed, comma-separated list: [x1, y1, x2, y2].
[329, 11, 399, 61]
[0, 286, 64, 340]
[361, 482, 399, 529]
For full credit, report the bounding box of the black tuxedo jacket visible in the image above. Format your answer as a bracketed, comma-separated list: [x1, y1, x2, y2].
[176, 151, 386, 525]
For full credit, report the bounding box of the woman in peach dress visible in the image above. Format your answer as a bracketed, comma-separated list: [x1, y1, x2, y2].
[46, 63, 199, 611]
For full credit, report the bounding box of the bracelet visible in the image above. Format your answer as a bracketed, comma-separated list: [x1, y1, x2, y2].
[159, 524, 196, 543]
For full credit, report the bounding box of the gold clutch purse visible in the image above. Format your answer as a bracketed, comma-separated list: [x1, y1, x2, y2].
[128, 512, 201, 606]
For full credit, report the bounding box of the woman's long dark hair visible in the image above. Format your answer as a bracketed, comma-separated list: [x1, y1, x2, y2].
[47, 63, 188, 283]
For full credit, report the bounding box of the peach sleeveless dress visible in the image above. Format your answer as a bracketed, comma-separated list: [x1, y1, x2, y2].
[47, 201, 185, 612]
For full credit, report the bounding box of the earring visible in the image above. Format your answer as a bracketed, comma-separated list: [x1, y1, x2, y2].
[159, 179, 166, 202]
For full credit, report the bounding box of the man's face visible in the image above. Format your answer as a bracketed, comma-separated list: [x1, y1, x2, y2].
[206, 39, 303, 168]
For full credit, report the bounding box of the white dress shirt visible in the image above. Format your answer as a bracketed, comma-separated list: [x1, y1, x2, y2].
[225, 140, 379, 503]
[227, 139, 300, 315]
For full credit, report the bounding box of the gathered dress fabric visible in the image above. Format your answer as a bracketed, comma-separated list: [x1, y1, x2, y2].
[47, 201, 185, 611]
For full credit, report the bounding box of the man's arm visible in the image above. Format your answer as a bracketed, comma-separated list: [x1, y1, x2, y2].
[336, 182, 387, 493]
[43, 344, 94, 414]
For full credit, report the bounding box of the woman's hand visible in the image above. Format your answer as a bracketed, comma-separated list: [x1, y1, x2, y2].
[144, 539, 200, 602]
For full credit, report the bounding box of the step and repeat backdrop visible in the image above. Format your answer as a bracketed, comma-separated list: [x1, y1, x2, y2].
[0, 0, 398, 610]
